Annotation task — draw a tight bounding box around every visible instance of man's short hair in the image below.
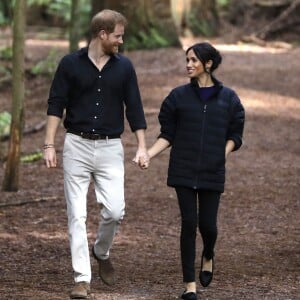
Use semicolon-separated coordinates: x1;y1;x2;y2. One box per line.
90;9;128;38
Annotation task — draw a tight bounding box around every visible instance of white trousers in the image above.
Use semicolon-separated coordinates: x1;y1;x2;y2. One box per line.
63;133;125;283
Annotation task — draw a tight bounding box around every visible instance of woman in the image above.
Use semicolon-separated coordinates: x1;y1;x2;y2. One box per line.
141;42;245;299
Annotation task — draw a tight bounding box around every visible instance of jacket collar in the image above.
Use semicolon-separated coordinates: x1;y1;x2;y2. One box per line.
190;75;223;101
190;75;223;88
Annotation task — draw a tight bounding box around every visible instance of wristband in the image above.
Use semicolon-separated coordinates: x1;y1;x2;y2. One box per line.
43;144;55;150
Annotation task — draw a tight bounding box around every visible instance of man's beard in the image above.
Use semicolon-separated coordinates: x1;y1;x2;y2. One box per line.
103;43;118;55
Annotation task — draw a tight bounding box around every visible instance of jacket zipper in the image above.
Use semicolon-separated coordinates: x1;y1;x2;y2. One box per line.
194;103;207;189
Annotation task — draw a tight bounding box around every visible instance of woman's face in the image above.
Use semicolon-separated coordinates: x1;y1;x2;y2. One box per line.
186;49;205;78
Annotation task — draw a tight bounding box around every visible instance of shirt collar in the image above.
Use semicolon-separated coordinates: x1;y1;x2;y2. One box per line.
78;46;120;60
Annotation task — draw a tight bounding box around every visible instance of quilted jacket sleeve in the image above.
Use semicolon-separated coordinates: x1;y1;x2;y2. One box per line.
227;91;245;151
158;93;177;144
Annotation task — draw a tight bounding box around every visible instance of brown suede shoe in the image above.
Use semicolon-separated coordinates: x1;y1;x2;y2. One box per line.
70;282;90;299
92;247;116;286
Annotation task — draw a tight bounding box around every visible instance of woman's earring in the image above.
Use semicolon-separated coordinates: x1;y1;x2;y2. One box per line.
205;67;211;73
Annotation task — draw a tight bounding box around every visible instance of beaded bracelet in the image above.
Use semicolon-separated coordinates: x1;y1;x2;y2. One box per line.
43;144;55;150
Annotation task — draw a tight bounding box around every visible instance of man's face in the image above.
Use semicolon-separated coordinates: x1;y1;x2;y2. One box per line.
102;24;125;55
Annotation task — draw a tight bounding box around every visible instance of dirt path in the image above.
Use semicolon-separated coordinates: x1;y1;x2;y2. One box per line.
0;39;299;299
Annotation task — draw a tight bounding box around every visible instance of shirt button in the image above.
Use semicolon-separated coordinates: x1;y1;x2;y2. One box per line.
92;129;95;132
96;103;99;106
94;116;97;119
98;88;101;92
99;75;101;78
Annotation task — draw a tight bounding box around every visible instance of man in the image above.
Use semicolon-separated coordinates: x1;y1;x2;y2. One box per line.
43;9;148;299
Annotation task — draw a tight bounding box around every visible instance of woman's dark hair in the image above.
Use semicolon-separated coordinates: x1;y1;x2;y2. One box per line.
186;42;222;73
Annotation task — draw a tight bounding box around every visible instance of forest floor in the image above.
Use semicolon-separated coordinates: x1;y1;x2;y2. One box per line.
0;33;299;299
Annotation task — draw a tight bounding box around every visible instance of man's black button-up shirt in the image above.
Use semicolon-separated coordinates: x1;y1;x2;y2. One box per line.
47;47;147;135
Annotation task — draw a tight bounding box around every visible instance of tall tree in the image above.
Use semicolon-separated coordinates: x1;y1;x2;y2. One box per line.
69;0;80;52
91;0;180;50
91;0;105;13
187;0;219;37
2;0;27;191
171;0;191;36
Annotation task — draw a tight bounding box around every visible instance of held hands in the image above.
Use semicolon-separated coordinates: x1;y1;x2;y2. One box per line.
138;155;150;169
132;148;150;170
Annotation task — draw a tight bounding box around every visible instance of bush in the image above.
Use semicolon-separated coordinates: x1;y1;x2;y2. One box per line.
30;49;60;77
0;111;11;137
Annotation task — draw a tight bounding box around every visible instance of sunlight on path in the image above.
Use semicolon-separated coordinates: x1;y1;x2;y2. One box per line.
180;37;291;54
24;38;291;54
25;39;88;48
90;293;150;300
238;88;300;120
214;43;290;54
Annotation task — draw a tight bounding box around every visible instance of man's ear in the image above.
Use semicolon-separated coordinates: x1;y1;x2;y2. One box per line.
98;30;107;39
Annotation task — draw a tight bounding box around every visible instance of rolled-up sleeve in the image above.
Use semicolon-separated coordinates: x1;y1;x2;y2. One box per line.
47;56;71;118
123;60;147;132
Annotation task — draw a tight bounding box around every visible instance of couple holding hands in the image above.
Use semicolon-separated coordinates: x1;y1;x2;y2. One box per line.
44;9;244;300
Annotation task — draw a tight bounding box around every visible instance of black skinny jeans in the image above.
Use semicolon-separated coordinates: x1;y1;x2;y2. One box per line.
175;187;221;283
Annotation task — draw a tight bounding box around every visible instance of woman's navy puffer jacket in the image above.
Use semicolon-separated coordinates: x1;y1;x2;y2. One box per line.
158;78;245;192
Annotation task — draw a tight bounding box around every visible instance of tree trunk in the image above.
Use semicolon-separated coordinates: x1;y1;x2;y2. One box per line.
69;0;80;52
187;0;219;36
171;0;191;36
91;0;106;14
2;0;26;192
255;0;300;39
91;0;180;50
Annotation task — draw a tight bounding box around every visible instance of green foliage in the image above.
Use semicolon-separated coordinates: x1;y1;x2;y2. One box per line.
217;0;230;7
188;12;217;37
149;28;170;47
28;0;51;5
0;0;13;26
0;65;11;87
21;151;43;163
0;111;11;137
27;0;91;29
30;49;60;77
28;0;71;22
45;0;71;22
0;46;13;60
126;27;171;51
72;0;91;40
0;11;6;26
27;0;91;46
0;47;13;85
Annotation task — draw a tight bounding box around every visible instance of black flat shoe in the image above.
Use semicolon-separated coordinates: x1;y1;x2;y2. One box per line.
199;254;214;287
181;290;197;300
